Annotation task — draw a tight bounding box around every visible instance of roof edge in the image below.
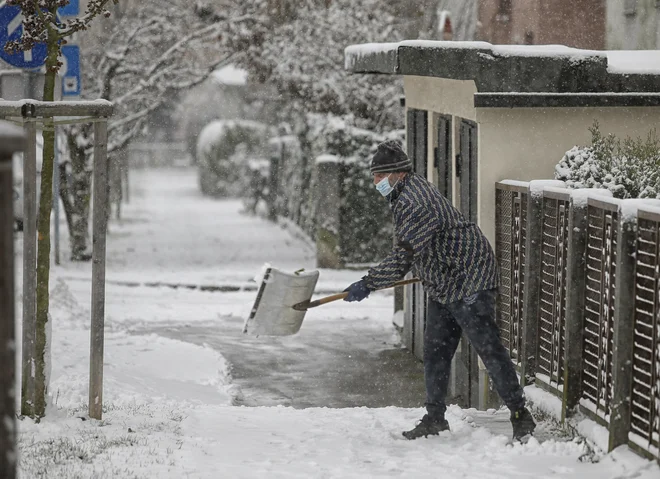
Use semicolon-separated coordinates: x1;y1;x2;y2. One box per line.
475;92;660;108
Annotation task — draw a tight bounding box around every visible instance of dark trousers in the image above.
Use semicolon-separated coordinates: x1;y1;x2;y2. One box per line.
424;288;525;420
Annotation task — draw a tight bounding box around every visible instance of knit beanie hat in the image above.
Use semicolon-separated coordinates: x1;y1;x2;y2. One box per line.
370;140;412;174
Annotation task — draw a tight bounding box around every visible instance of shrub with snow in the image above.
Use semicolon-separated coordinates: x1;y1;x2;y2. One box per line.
555;123;660;199
196;120;273;197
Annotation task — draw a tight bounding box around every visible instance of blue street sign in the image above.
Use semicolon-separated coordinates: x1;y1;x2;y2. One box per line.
61;44;80;96
58;0;79;17
0;4;48;69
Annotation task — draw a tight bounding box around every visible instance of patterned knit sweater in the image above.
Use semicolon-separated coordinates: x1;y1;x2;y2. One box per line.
363;173;499;304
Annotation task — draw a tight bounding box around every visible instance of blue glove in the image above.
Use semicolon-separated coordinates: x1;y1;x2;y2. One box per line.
343;279;371;302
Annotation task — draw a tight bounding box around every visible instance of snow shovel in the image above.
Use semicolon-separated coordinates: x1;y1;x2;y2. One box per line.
243;266;420;337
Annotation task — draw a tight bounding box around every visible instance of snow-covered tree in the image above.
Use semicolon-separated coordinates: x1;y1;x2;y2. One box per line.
60;0;262;259
237;0;404;133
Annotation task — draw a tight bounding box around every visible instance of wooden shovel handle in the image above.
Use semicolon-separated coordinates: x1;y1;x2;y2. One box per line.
293;278;420;311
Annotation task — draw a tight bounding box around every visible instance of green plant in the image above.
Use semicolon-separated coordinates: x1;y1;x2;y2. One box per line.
555;122;660;199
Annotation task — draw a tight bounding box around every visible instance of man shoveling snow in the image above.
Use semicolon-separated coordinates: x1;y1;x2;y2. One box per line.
343;140;536;442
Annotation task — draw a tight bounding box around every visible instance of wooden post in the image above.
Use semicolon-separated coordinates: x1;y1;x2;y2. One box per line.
562;197;588;420
0;121;24;479
608;205;637;451
89;120;109;420
520;190;544;385
315;157;343;269
21;118;38;417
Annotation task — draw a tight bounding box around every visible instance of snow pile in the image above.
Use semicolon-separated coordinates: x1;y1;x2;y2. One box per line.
18;278;236;477
178;404;659;478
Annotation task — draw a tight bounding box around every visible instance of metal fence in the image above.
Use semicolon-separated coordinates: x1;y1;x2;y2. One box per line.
580;197;620;420
630;207;660;456
494;180;660;461
495;182;528;365
537;189;570;391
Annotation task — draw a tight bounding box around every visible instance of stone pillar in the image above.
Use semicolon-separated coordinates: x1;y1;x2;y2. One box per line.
0;121;25;479
315;156;343;269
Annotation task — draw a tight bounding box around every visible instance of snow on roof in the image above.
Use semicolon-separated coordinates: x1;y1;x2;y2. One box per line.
344;42;399;70
491;44;602;59
344;40;606;70
212;65;248;86
607;50;660;75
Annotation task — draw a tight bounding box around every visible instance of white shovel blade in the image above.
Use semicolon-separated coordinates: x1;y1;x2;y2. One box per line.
243;268;320;336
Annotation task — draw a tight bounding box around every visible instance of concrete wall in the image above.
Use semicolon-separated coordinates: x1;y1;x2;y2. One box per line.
607;0;660;50
478;0;605;49
476;106;660;242
404;76;475;210
404;76;477;121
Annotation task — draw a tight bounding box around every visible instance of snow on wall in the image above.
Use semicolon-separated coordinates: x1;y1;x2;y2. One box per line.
498;179;529;188
570;188;613;207
529;179;566;197
620;198;660;222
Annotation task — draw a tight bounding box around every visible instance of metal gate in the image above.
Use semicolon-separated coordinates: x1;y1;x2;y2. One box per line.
581;197;619;420
536;189;570;392
495;181;528;367
630;208;660;454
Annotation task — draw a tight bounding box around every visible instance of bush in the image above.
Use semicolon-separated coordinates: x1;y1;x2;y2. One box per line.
555;123;660;199
196;120;273;197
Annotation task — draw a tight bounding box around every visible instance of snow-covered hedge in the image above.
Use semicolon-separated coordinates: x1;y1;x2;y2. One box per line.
319;118;405;265
555;123;660;199
196;120;273;197
244;114;404;266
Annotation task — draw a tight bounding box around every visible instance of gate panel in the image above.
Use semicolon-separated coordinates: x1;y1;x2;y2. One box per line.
495;181;528;366
536;190;570;392
629;209;660;457
581;198;619;420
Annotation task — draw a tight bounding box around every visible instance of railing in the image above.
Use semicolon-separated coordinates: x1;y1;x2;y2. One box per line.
495;181;528;365
494;179;660;461
629;207;660;457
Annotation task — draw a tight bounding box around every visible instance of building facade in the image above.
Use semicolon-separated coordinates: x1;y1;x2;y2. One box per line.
477;0;606;49
607;0;660;49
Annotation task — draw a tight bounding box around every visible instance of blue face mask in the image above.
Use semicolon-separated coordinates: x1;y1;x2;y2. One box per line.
375;174;395;197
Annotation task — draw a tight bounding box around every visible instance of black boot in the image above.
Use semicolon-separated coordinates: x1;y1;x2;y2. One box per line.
511;407;536;442
402;414;450;440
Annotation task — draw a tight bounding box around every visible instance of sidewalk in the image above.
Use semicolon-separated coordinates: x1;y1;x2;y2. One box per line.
15;167;660;478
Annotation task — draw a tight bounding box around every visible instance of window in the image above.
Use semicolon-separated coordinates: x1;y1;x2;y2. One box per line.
624;0;638;16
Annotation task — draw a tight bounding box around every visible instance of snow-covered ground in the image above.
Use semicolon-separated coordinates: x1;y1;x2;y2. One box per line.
14;167;660;478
